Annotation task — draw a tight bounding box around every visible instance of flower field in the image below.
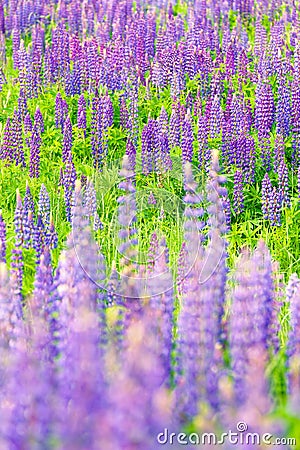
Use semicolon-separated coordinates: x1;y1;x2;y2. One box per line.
0;0;300;448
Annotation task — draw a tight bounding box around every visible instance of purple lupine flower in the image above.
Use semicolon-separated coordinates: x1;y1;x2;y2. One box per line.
0;67;6;92
17;40;28;94
55;92;63;128
176;225;226;417
38;184;51;229
291;80;300;133
106;264;120;307
24;180;35;218
205;153;229;334
230;241;276;405
33;215;46;264
12;28;21;69
117;155;138;264
159;207;165;220
69;60;81;96
90;94;104;170
14;190;24;246
34;107;44;134
77;94;86;133
0;262;20;348
64;179;101;302
198;114;210;172
119;95;129;129
58;167;64;187
83;179;97;216
29;125;41;178
3;111;18;164
229;95;245;137
209;94;223;139
61;99;69;131
10;190;25;313
107;313;174;449
93;212;103;232
1;308;51;448
13;109;25;167
175;163;208;418
54;295;104;448
100;93;113;159
269;260;283;355
0;211;6;262
273;134;285;172
10;246;24;316
22;180;35;248
294;43;300;81
147;237;174;379
172;65;185;96
141;119;158;175
148;232;159;272
157;107;172;171
0;1;4;36
291;79;300;167
0;117;13;161
125;138;136;173
239;134;256;184
253;80;272;167
223;344;279;440
45;217;58;250
182;162;205;247
2;289;56;446
33;247;54;316
53;189;105;446
185;91;194;113
80;174;87;189
102;92;114;128
238;49;249;80
158;106;169;135
157;132;172;172
107;270;124;348
176;241;187;296
148;192;156;205
277;159;290;208
181;110;194;163
229;248;259;405
298;166;300;201
0;264;29;442
63;157;77;222
262;173;281;226
225;42;237;77
292;132;300;170
262;173;274;219
276;77;291;137
260;134;272;172
169;107;181;148
97;250;107;342
23;210;34;249
17;89;28;122
62;115;72;163
255;79;275;135
207;150;230;234
127;81;139;146
24;112;33;134
233;170;244;214
194;89;203;118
